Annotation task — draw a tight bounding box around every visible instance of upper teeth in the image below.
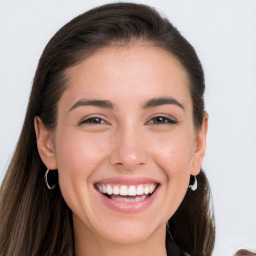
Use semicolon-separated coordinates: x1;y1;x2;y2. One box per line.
96;184;157;196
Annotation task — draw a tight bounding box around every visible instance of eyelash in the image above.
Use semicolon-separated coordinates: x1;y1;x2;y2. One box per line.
146;116;178;125
79;116;177;126
79;117;108;125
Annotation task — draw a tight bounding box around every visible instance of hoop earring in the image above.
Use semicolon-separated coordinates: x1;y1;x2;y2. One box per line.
44;169;58;190
189;175;197;191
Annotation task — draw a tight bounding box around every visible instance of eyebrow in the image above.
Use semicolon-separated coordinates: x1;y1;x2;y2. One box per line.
68;97;184;113
143;97;184;110
68;99;115;112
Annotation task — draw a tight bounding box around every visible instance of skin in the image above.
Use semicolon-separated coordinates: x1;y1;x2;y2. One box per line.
35;42;208;256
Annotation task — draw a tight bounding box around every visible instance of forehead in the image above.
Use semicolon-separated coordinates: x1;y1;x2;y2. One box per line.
67;43;189;80
61;43;191;109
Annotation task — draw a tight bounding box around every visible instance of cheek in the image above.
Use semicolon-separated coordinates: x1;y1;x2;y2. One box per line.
55;131;109;172
154;140;193;190
54;131;109;205
151;130;195;176
150;130;194;215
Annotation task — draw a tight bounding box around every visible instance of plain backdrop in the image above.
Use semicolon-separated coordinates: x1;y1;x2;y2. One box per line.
0;1;255;255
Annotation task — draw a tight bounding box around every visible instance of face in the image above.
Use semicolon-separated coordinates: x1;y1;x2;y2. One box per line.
36;43;207;248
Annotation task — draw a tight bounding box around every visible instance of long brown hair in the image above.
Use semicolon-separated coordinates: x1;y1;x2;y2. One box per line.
0;3;215;255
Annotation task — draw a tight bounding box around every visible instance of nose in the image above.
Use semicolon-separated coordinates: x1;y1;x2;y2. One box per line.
109;125;147;171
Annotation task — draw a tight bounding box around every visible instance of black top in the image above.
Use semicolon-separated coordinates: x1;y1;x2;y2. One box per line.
166;235;191;256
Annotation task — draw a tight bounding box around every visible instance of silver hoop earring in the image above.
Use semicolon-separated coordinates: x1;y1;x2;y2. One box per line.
44;169;57;190
189;175;197;191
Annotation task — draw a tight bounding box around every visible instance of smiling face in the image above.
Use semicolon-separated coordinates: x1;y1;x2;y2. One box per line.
35;42;207;255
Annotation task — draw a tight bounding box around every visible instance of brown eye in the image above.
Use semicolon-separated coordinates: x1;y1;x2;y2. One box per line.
147;116;177;125
80;117;107;125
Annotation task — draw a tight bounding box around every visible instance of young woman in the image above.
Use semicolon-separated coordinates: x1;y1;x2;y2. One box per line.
0;3;215;256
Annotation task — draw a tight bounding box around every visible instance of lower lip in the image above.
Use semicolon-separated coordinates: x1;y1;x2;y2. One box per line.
95;186;160;213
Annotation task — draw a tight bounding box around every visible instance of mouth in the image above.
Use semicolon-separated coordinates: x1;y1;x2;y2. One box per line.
95;183;158;203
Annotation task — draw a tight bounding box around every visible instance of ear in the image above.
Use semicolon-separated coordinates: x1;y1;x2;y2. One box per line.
190;112;208;176
34;116;57;170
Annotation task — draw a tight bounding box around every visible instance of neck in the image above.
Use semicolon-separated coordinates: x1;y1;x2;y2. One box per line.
73;218;167;256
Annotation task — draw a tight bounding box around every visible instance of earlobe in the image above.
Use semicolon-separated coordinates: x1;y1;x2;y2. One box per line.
190;112;208;175
34;116;57;170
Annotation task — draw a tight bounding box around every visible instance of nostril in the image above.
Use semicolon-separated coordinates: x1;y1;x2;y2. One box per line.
109;150;147;170
109;132;147;169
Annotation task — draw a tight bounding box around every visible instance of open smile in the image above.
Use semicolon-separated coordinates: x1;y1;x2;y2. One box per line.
96;183;158;202
94;179;160;213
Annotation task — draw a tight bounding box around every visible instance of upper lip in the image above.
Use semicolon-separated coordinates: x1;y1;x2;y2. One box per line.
94;176;160;186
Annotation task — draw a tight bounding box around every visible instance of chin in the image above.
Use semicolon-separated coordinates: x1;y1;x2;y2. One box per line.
99;220;164;245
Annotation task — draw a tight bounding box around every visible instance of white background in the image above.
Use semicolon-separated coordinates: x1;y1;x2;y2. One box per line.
0;1;255;255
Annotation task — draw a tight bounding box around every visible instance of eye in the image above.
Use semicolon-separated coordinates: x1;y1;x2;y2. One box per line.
147;116;177;125
79;117;108;125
